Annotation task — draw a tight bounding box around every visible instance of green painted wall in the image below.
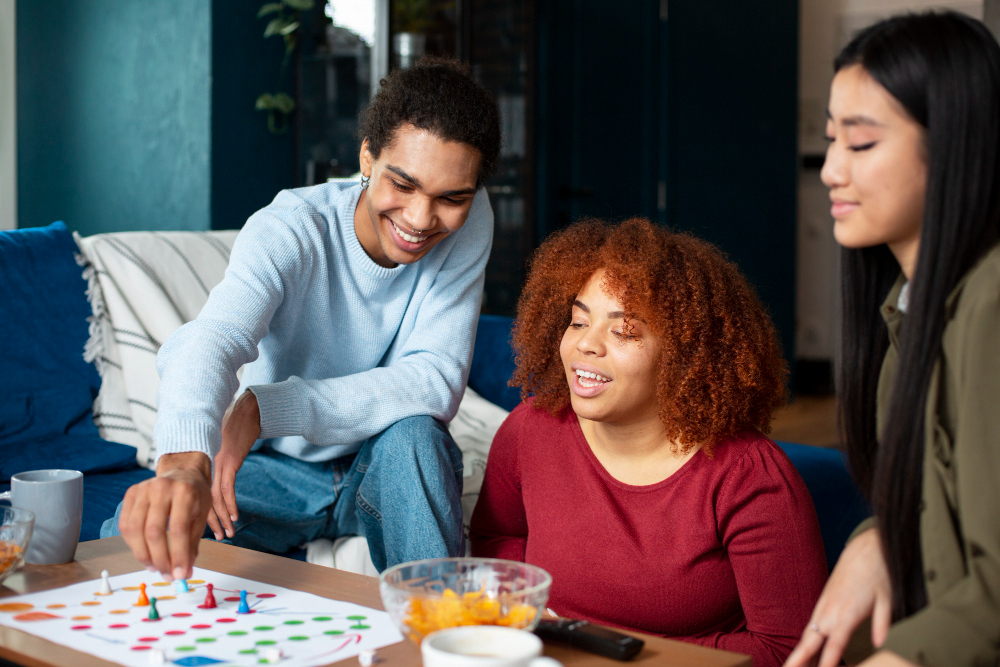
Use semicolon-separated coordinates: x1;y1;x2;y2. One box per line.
17;1;211;235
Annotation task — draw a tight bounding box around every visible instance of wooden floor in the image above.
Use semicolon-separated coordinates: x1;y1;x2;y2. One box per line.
769;395;839;448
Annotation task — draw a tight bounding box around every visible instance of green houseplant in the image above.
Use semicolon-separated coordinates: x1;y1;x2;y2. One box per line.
256;0;315;134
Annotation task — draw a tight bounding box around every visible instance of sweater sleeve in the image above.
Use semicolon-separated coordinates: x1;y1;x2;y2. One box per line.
692;440;828;667
880;284;1000;667
153;200;316;459
248;189;493;446
469;405;528;561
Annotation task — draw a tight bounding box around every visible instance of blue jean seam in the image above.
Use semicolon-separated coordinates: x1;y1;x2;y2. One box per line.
355;489;382;524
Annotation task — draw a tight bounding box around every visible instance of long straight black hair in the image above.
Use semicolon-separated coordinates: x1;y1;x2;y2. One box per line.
836;12;1000;619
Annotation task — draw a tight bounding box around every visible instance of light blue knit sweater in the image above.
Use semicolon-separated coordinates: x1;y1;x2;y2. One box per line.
154;181;493;462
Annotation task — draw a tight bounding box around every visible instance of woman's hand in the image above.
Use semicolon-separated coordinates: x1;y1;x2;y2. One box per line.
783;527;893;667
206;390;261;541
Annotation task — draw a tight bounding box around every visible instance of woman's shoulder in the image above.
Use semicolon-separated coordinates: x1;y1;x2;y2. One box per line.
706;430;804;485
953;242;1000;315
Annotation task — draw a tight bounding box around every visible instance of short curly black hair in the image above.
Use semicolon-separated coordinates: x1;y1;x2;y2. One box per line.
358;57;501;188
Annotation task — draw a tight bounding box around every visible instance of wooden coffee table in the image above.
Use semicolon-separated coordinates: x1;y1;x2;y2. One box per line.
0;538;751;667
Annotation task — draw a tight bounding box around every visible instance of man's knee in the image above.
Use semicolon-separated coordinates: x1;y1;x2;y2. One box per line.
374;415;461;469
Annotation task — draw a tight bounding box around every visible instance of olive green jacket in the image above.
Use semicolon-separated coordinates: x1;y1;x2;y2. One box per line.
871;242;1000;666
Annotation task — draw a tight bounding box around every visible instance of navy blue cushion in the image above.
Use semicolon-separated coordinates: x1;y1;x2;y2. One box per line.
0;222;137;482
469;315;521;412
777;441;871;568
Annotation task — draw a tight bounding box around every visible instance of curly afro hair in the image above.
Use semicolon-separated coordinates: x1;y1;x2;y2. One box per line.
511;217;788;453
358;56;501;188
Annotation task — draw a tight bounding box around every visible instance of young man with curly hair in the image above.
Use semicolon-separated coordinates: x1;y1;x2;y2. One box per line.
106;58;502;579
470;218;827;667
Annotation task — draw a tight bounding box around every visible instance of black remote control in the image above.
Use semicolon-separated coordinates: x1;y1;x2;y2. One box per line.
534;618;645;660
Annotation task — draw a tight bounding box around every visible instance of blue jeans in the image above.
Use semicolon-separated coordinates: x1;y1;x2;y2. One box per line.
102;416;465;572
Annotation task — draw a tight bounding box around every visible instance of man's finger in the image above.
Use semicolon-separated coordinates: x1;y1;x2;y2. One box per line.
144;494;173;579
222;471;239;526
120;489;153;569
213;468;237;538
167;491;198;581
206;507;224;541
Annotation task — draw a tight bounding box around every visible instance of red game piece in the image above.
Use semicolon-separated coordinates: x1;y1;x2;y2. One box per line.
199;583;217;609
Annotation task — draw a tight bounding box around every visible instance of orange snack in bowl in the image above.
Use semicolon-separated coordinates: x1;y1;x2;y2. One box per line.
404;588;538;643
0;541;24;576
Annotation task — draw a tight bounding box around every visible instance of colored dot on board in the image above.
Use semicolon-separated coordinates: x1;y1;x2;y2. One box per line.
253;626;274;631
191;623;212;629
351;624;371;630
216;618;237;623
138;637;159;643
14;612;62;622
239;649;257;655
122;586;140;592
141;618;161;623
224;597;241;602
255;593;275;599
228;630;248;636
109;624;129;629
324;630;344;635
155;595;175;601
46;604;66;609
130;646;152;651
346;615;366;621
165;630;185;636
288;636;309;641
313;616;332;621
152;582;170;587
172;612;192;618
0;603;33;613
255;639;277;646
110;609;130;615
188;580;205;585
71;625;91;631
283;620;304;625
196;637;217;643
72;615;91;621
81;601;101;607
175;646;196;652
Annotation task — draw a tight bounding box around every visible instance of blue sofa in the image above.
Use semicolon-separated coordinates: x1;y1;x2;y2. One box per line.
0;224;869;568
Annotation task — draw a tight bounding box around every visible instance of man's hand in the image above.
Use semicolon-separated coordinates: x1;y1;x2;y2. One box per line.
784;527;893;667
207;389;261;541
119;451;212;581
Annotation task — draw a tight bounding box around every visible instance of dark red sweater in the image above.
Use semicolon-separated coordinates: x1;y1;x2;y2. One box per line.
470;401;828;667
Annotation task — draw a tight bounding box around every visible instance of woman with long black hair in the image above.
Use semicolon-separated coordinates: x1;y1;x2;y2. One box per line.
785;11;1000;667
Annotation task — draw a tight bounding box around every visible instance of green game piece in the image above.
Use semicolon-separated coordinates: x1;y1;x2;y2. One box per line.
176;646;196;652
253;626;274;631
313;616;332;621
255;639;277;646
147;597;159;621
228;630;248;636
350;623;371;630
324;629;345;635
239;648;257;655
195;637;217;643
288;635;309;641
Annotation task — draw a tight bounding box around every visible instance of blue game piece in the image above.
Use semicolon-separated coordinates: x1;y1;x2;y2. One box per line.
237;589;250;614
176;578;190;594
173;657;225;667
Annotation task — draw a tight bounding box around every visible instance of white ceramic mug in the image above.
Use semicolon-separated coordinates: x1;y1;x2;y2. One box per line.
422;626;563;667
0;469;82;564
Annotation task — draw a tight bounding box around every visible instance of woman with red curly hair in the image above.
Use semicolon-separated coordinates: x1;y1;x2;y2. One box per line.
470;217;827;667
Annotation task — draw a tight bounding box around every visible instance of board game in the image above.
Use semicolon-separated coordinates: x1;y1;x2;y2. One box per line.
0;567;404;666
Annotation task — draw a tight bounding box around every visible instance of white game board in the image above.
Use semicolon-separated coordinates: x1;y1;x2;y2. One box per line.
0;567;404;666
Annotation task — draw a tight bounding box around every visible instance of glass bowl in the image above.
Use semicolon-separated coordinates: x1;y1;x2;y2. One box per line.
379;557;552;645
0;507;34;584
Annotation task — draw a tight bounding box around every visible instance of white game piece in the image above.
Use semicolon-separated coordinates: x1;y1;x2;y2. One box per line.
358;649;376;666
99;570;112;595
263;647;284;663
148;647;165;667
